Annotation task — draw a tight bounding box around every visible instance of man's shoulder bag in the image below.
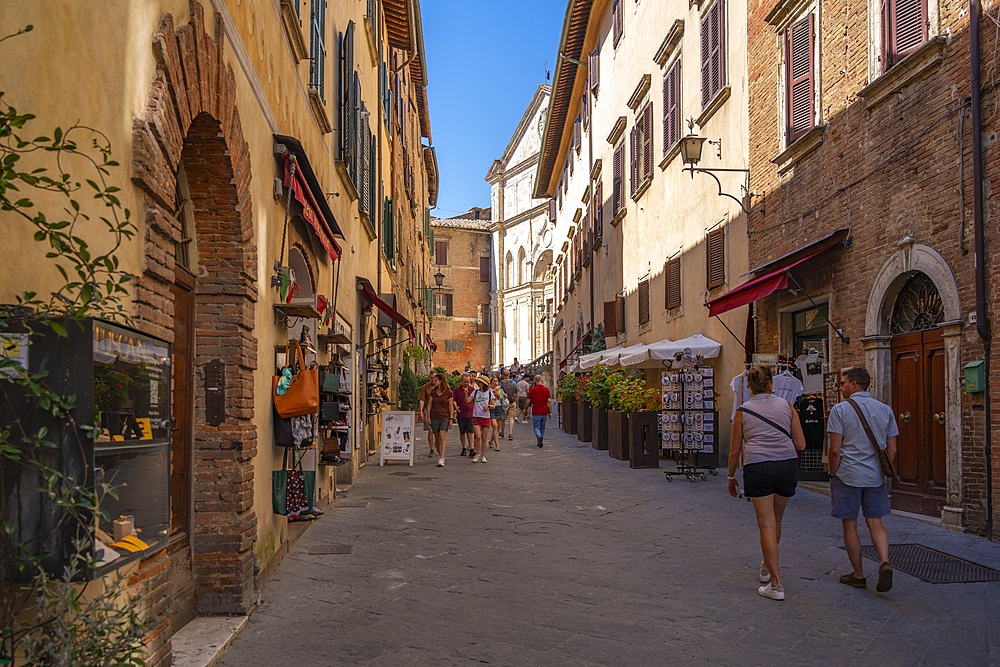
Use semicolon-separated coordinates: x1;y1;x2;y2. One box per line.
846;398;896;479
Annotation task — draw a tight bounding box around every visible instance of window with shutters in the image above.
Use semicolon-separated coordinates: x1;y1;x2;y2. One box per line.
665;257;681;309
583;91;590;129
613;0;624;47
433;293;453;317
382;197;395;266
785;15;815;144
574;116;582;154
589;48;600;93
629;103;654;199
612;141;625;220
638;280;650;325
548;198;557;222
604;300;618;335
309;0;327;102
701;0;727;108
593;181;604;241
706;227;725;289
339;23;357;175
479;256;490;283
477;304;491;333
616;294;626;334
662;59;682;158
434;241;448;265
881;0;929;71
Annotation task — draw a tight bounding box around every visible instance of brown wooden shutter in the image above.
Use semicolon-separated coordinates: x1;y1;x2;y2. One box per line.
642;103;653;180
701;0;725;106
613;0;623;46
594;181;603;238
612;143;624;215
616;294;626;334
445;293;453;317
707;228;725;289
629;126;638;196
665;258;681;309
638;280;650;324
590;48;600;91
548;198;556;221
663;60;680;154
582;91;590;129
435;241;448;265
574;115;582;151
701;8;712;106
888;0;927;66
480;256;490;283
785;14;814;143
604;300;618;335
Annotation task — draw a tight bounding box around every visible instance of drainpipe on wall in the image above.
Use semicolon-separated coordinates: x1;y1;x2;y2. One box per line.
971;0;993;541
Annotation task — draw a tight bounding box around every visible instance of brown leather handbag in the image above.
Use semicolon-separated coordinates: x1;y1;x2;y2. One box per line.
273;339;319;418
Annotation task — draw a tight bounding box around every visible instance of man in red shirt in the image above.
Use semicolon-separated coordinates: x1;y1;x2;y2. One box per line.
526;374;552;448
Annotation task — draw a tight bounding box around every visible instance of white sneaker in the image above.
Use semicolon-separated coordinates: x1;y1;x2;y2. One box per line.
437;458;445;467
472;454;482;462
758;583;784;600
479;455;487;463
760;561;771;584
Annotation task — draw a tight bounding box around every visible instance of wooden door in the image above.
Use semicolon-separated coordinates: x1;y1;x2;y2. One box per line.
890;328;945;515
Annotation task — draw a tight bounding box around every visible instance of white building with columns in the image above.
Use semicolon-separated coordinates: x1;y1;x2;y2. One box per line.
485;84;555;374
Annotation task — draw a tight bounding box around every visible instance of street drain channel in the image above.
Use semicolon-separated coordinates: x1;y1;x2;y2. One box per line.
308;544;354;555
859;544;1000;584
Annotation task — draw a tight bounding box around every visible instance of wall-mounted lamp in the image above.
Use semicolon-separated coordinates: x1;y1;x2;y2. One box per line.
681;119;753;215
433;270;445;288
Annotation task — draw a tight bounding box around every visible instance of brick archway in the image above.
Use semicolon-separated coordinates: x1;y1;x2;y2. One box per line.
131;2;258;617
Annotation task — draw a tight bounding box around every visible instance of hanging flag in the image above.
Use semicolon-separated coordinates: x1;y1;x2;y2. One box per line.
317;295;333;328
278;267;299;304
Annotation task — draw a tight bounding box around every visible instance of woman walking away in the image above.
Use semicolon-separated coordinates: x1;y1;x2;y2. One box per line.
727;365;806;601
453;373;475;456
427;374;455;467
488;377;504;451
470;376;495;462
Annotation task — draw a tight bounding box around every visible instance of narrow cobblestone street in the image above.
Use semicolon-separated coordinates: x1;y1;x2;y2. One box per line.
220;422;1000;667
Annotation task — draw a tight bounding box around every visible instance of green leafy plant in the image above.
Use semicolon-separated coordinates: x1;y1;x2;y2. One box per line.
585;324;606;354
584;364;627;409
1;28;151;665
399;366;419;410
556;374;578;401
402;343;429;369
608;371;660;412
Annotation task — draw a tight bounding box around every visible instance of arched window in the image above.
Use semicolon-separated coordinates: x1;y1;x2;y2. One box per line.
517;247;527;285
506;251;514;289
890;272;943;334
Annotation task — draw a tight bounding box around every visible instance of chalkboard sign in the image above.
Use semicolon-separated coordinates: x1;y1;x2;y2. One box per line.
380;411;415;466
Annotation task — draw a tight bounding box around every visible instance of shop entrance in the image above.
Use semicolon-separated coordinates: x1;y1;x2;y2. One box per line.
888;273;946;516
789;304;829;480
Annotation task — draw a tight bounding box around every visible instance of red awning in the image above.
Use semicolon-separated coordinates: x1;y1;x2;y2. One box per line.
280;153;341;260
427;335;437;352
706;242;842;317
357;278;415;340
559;329;591;368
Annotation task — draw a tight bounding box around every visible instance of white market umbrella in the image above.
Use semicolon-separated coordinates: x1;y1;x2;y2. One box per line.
605;343;648;367
619;333;722;368
578;346;620;371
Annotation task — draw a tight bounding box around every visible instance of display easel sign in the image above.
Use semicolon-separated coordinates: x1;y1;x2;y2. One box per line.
380;411;415;466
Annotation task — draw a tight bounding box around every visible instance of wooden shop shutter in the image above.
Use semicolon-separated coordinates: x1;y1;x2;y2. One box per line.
638;280;650;324
589;48;600;91
613;0;623;46
665;258;681;309
435;241;448;265
594;181;603;238
886;0;927;67
616;294;626;334
701;0;726;107
785;14;814;143
604;300;618;335
707;228;725;289
480;256;490;283
663;59;681;155
629;125;639;196
445;293;454;317
612;142;624;215
642;103;653;181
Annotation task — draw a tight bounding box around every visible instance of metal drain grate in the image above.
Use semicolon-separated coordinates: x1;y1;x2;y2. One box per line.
362;496;393;501
308;544;354;555
390;471;416;477
859;544;1000;584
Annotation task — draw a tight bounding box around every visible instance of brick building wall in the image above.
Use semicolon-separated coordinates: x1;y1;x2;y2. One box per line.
747;0;1000;534
429;217;493;373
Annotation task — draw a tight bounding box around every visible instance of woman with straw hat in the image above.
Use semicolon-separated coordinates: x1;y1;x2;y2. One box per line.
470;376;494;463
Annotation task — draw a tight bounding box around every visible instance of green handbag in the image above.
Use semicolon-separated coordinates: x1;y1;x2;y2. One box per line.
321;365;341;393
272;449;316;515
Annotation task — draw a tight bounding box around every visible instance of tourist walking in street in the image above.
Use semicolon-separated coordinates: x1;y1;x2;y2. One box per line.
827;366;898;593
426;374;455;467
488;376;504;451
516;373;531;423
511;358;521;376
500;369;518;440
417;371;438;458
470;376;495;462
453;373;476;456
727;365;807;601
526;375;551;447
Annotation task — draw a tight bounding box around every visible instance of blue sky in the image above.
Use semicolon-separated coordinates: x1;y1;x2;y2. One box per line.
422;0;567;218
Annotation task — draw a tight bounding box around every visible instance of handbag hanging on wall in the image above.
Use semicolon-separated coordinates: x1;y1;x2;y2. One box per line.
273;339;319;418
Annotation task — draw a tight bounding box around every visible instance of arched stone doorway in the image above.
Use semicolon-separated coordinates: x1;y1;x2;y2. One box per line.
131;2;259;628
864;241;964;526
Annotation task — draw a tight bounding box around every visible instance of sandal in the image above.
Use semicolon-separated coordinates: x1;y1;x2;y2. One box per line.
839;573;867;588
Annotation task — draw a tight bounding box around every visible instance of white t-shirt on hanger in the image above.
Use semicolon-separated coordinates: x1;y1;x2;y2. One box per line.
795;353;823;394
730;373;752;422
772;372;804;404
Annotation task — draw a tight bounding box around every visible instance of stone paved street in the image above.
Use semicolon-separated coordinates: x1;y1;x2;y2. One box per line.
220;422;1000;667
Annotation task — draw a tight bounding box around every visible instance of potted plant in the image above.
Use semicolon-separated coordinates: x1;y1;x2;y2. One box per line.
609;374;661;469
585;364;619;451
606;369;638;461
557;374;578;434
575;374;592;443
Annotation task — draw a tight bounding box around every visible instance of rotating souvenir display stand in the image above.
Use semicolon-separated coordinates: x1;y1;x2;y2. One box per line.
660;366;720;482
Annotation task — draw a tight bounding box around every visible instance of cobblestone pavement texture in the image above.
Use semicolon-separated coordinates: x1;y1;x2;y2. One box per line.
220;422;1000;666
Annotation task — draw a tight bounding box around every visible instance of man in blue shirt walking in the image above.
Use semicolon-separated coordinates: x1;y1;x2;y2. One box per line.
827;367;899;593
